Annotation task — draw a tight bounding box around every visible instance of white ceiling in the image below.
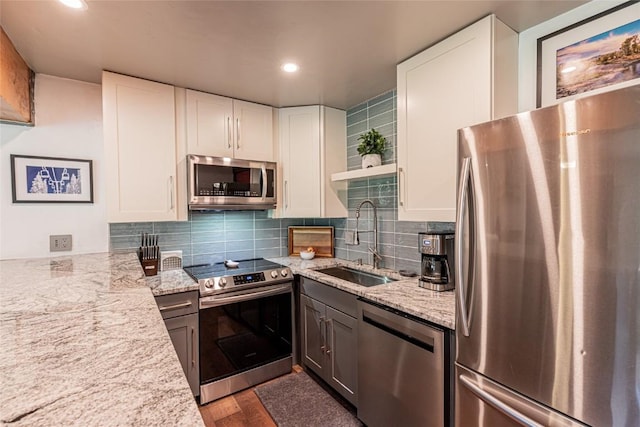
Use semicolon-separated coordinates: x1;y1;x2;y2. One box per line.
0;0;587;110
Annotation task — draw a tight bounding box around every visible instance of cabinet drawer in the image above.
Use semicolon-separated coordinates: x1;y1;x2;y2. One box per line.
155;291;198;319
300;277;357;318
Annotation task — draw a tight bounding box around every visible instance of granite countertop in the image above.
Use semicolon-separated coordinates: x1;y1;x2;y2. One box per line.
143;255;455;329
0;252;204;426
268;256;456;330
146;268;199;296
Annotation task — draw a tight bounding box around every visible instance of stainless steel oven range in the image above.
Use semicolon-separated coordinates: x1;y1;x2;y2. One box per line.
184;258;293;405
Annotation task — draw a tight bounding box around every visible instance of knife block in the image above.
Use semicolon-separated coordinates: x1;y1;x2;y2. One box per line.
140;258;159;276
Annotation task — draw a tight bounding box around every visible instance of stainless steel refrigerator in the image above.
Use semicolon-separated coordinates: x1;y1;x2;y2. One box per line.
454;85;640;427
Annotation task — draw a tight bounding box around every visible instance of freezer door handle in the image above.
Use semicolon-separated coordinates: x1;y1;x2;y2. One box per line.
455;157;472;337
459;374;543;427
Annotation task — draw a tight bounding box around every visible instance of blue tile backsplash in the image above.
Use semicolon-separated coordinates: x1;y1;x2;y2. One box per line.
336;89;453;274
109;89;453;274
110;211;346;267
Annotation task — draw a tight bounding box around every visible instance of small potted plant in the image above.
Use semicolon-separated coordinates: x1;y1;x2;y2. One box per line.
357;128;387;168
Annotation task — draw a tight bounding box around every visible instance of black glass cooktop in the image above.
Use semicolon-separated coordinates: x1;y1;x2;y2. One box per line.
184;258;284;280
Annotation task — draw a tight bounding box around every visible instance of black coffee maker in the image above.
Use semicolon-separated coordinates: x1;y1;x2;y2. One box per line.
419;232;455;291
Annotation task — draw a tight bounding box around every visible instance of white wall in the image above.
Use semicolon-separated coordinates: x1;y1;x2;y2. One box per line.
0;74;108;259
518;0;628;112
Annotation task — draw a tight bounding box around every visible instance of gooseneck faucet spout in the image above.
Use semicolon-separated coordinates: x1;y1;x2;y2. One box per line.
355;199;381;269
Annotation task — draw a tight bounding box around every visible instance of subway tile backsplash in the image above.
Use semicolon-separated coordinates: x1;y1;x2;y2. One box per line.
109;89;453;274
340;89;453;274
109;211;344;267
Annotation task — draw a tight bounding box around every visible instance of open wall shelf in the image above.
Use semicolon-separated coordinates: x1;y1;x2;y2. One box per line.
330;163;397;182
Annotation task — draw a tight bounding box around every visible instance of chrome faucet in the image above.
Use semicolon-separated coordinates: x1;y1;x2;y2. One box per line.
354;199;382;269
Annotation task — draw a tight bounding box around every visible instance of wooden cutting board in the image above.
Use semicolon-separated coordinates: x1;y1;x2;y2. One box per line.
288;226;334;257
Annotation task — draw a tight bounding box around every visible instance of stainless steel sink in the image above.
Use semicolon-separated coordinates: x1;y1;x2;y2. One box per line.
316;266;396;287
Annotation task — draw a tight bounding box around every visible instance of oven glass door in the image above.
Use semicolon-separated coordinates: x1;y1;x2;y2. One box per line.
199;290;292;384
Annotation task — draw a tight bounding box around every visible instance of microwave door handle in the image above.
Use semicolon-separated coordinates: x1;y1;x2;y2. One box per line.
261;165;267;199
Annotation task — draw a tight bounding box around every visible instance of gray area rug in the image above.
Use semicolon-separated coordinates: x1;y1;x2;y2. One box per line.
255;371;363;427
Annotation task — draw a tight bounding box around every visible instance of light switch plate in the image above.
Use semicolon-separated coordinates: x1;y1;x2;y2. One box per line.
50;234;72;252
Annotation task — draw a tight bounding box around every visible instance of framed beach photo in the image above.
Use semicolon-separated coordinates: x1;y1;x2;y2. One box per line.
10;154;94;203
537;1;640;107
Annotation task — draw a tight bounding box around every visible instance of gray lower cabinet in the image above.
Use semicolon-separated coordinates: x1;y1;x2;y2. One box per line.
155;291;199;397
300;277;357;406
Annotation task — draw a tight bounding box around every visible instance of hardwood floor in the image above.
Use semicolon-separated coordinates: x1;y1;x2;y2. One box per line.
198;366;304;427
199;388;276;427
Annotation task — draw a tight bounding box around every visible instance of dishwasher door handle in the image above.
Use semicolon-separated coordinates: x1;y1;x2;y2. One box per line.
362;310;435;353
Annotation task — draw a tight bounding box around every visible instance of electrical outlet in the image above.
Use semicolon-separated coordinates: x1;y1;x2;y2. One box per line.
50;234;72;252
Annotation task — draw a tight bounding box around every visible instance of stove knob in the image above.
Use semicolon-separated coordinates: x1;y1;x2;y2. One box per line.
204;279;214;288
270;271;278;279
219;277;227;287
280;269;289;277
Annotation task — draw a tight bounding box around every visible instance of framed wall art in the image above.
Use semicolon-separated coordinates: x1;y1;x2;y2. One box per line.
537;1;640;107
10;154;94;203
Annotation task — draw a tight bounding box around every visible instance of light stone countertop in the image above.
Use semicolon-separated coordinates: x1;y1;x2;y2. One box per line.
145;256;456;329
147;268;200;296
268;256;456;330
0;252;204;426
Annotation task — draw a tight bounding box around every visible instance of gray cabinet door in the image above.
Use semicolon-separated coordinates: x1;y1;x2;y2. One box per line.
326;306;357;406
165;313;199;397
301;294;325;376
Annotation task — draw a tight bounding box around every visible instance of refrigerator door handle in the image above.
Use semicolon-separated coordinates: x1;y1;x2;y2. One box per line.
455;156;472;337
459;374;543;427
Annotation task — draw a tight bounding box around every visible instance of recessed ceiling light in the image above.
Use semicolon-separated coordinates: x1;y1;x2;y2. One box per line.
282;63;299;73
59;0;88;10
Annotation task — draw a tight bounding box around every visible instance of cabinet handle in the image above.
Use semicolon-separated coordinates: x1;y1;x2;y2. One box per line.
319;316;326;353
169;176;175;210
398;167;405;207
236;118;240;150
284;181;288;210
227;117;232;149
326;318;333;356
158;301;192;312
191;327;196;367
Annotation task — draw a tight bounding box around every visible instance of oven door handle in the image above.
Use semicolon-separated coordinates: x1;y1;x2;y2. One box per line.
199;283;292;308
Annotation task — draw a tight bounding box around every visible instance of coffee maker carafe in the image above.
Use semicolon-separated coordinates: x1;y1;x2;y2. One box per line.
419;232;455;291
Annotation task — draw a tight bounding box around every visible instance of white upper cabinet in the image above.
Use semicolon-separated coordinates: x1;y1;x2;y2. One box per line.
186;89;274;161
186;90;233;158
397;15;517;222
233;99;274;161
279;106;347;218
103;71;183;223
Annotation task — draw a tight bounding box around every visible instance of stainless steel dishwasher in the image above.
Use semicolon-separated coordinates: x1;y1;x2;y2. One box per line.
357;299;452;427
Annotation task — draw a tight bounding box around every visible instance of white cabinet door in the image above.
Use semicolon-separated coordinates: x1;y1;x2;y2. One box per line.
233;99;274;161
186;91;273;161
397;15;516;222
185;89;233;157
279;106;321;217
103;71;178;222
278;106;347;218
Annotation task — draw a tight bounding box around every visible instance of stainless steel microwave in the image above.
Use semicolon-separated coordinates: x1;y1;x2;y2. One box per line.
187;155;277;210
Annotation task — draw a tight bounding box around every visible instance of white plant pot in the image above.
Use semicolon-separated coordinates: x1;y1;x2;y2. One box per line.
362;154;382;169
